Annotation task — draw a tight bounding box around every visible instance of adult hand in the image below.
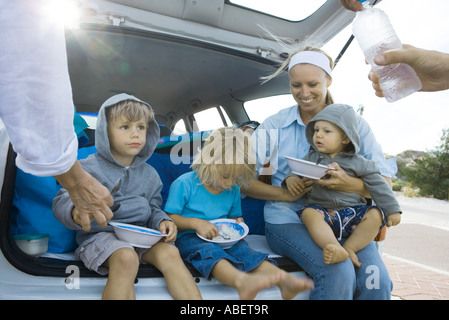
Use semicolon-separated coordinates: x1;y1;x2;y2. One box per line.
314;162;369;197
314;162;349;190
55;160;113;232
369;44;449;95
339;0;364;11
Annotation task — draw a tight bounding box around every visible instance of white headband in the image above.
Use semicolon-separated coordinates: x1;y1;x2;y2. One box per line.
288;51;332;77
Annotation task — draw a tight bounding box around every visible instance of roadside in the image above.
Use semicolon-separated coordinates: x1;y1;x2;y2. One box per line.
384;255;449;300
381;193;449;300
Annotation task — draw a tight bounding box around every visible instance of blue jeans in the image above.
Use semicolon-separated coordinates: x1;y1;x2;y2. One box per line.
265;222;392;300
176;233;271;280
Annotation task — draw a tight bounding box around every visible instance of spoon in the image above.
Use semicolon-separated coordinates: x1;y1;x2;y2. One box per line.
111;178;121;194
316;155;324;165
110;178;121;212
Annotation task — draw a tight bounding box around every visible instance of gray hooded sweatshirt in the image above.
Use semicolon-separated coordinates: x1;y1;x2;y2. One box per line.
53;93;171;245
300;103;401;216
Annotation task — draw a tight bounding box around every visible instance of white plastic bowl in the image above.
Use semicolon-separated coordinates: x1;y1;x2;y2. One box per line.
284;155;334;179
14;234;49;256
109;222;167;248
197;219;249;249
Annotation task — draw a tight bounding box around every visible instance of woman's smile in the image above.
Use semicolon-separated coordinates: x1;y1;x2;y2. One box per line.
300;97;314;105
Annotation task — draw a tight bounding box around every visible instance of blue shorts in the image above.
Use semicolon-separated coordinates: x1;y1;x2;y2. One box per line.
298;204;386;240
175;233;275;280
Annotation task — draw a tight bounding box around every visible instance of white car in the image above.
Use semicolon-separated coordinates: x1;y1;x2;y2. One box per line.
0;0;368;300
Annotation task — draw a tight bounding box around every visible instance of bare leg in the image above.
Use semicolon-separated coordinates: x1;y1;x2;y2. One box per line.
102;247;140;300
141;242;202;300
343;208;383;267
250;261;314;299
301;208;348;264
211;259;280;300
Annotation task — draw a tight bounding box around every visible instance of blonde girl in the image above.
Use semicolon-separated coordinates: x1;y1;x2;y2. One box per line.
165;127;313;300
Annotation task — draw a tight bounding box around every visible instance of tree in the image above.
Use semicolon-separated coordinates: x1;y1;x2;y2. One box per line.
400;129;449;200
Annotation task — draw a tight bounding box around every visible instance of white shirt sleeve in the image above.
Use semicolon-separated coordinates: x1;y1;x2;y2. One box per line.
0;0;78;177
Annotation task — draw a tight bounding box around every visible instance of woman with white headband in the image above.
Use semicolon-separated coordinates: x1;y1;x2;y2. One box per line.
242;47;397;300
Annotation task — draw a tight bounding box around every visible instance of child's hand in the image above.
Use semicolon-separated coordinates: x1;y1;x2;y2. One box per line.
234;217;244;224
159;220;178;242
195;219;219;240
386;212;401;227
285;176;304;196
285;176;314;196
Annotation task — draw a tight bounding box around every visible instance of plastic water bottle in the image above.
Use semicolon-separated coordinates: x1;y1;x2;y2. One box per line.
352;0;422;102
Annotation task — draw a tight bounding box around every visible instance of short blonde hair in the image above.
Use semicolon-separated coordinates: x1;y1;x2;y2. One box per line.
262;46;334;105
106;99;154;125
191;127;256;188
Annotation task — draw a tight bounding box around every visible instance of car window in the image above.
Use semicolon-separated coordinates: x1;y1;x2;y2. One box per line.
173;106;232;134
80;113;98;130
228;0;326;21
244;94;296;124
193;106;232;131
172;119;188;136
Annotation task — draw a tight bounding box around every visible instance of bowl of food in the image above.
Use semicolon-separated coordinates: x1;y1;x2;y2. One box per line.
284;155;334;179
109;222;167;248
196;219;249;249
14;233;49;256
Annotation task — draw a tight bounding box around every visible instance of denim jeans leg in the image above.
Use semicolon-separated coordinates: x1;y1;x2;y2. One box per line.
351;241;392;300
265;222;355;300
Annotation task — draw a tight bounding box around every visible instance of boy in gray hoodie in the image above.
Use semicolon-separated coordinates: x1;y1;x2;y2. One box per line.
284;104;401;268
53;94;201;300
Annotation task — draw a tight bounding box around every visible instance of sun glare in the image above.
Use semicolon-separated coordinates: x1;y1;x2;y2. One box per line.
43;0;81;29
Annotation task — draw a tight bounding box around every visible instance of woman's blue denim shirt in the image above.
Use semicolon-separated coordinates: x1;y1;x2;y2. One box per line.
252;104;397;225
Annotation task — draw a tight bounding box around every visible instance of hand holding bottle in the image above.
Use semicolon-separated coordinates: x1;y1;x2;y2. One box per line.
370;44;449;95
352;1;422;102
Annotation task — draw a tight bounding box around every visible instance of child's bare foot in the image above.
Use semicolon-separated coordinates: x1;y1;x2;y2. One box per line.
277;271;314;300
345;248;362;268
236;272;279;300
323;244;349;264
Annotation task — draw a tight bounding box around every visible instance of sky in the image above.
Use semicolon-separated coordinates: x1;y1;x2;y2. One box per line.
245;0;449;156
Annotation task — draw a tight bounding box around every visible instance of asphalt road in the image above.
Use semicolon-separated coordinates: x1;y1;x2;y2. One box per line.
382;193;449;272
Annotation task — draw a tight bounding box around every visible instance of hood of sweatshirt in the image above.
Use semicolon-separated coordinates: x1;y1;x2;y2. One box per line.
305;103;360;156
95;93;160;167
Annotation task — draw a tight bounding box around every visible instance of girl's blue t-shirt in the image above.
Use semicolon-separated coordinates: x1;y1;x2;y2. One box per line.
164;171;242;238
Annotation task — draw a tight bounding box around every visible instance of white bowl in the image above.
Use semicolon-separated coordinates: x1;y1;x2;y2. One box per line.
284;155;334;179
14;234;49;256
196;219;249;249
109;222;167;248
